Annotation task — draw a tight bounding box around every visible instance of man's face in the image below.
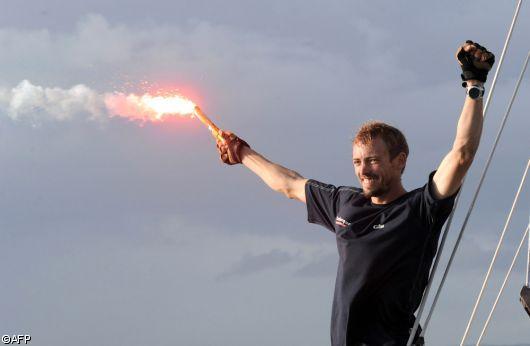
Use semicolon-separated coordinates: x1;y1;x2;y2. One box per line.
352;137;405;198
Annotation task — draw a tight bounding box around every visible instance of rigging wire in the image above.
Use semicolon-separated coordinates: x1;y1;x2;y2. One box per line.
459;60;530;346
525;217;530;287
419;29;526;341
421;10;525;337
407;2;523;343
476;224;530;345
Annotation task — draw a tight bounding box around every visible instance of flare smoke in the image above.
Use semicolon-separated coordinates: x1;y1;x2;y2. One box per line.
0;80;197;123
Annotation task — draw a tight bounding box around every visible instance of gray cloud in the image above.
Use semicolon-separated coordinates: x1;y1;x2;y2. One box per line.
294;253;337;278
0;80;106;122
216;249;294;281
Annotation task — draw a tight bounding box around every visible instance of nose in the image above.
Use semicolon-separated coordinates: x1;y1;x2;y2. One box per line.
359;161;370;176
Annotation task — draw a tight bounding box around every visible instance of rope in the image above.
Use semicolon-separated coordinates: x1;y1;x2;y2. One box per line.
407;2;523;343
476;224;530;345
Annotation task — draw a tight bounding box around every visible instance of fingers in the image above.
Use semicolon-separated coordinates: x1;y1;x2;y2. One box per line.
458;40;494;70
216;133;228;163
216;131;234;164
218;144;230;164
481;51;494;63
215;129;248;165
463;43;476;54
220;130;232;138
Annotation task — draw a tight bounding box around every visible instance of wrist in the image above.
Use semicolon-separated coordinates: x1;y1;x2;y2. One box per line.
463;80;484;87
240;145;252;163
466;84;485;100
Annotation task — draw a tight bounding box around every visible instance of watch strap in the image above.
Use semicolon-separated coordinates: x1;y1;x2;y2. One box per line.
466;85;485;99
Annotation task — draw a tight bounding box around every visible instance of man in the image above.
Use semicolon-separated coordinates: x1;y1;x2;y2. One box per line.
215;41;494;345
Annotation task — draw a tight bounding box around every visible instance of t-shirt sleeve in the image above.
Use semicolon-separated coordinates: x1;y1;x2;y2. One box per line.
305;179;342;232
418;171;459;228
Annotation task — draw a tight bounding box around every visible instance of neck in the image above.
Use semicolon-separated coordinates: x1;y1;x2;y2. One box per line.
370;183;407;205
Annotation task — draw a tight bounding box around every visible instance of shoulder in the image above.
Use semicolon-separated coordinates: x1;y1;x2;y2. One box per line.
337;185;362;195
425;170;459;203
306;179;360;193
408;171;458;225
407;171;456;201
305;179;362;202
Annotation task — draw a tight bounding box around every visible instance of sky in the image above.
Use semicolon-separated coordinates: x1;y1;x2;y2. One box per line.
0;1;529;345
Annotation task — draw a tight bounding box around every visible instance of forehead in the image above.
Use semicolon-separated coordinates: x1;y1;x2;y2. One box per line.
352;137;389;158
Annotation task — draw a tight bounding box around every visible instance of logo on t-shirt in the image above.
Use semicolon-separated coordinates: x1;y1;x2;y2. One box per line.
335;216;352;228
373;224;385;230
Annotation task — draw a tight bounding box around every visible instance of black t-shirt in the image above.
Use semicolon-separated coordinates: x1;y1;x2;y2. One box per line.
305;172;456;346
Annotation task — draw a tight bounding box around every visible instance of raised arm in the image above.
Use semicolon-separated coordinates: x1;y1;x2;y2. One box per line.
216;131;308;203
432;41;495;199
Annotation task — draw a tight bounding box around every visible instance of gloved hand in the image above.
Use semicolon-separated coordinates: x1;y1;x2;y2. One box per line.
456;40;495;86
216;130;250;165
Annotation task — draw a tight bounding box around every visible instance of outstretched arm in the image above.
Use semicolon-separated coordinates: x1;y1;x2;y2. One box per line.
241;147;308;202
216;131;308;203
433;41;495;199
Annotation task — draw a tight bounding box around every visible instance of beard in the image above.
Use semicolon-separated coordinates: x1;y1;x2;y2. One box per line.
360;173;391;198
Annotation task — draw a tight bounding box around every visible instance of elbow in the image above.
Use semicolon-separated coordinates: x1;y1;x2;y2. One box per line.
276;181;303;200
270;182;291;198
453;147;476;169
453;136;480;165
277;185;296;199
273;171;304;199
452;137;480;169
284;188;299;200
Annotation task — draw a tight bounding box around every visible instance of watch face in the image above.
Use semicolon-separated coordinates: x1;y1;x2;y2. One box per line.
468;87;480;99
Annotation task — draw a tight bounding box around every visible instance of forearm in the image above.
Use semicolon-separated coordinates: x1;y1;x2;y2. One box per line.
452;81;484;162
240;146;305;197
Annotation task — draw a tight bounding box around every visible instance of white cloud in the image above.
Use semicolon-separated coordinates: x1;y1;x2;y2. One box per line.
0;80;106;122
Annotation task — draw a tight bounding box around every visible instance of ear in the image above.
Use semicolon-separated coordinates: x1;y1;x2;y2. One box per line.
393;152;407;172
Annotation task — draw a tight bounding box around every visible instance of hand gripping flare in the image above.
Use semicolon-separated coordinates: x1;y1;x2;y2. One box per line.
191;105;250;165
216;131;250;165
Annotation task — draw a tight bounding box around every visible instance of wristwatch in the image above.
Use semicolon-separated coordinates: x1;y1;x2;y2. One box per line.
466;85;485;99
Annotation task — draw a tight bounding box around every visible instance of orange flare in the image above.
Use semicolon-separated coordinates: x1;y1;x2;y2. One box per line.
104;92;223;141
104;92;196;122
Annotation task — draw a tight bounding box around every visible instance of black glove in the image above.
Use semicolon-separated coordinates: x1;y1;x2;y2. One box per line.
456;40;495;86
216;130;250;165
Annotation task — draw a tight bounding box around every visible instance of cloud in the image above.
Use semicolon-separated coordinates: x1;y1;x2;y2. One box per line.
294;253;337;278
0;79;198;125
0;13;405;121
216;249;294;281
0;14;367;128
0;80;106;122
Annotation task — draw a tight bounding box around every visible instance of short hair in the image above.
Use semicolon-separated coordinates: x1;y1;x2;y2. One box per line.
353;121;409;160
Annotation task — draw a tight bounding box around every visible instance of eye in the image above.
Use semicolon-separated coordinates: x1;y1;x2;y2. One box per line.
353;160;360;166
369;158;378;164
